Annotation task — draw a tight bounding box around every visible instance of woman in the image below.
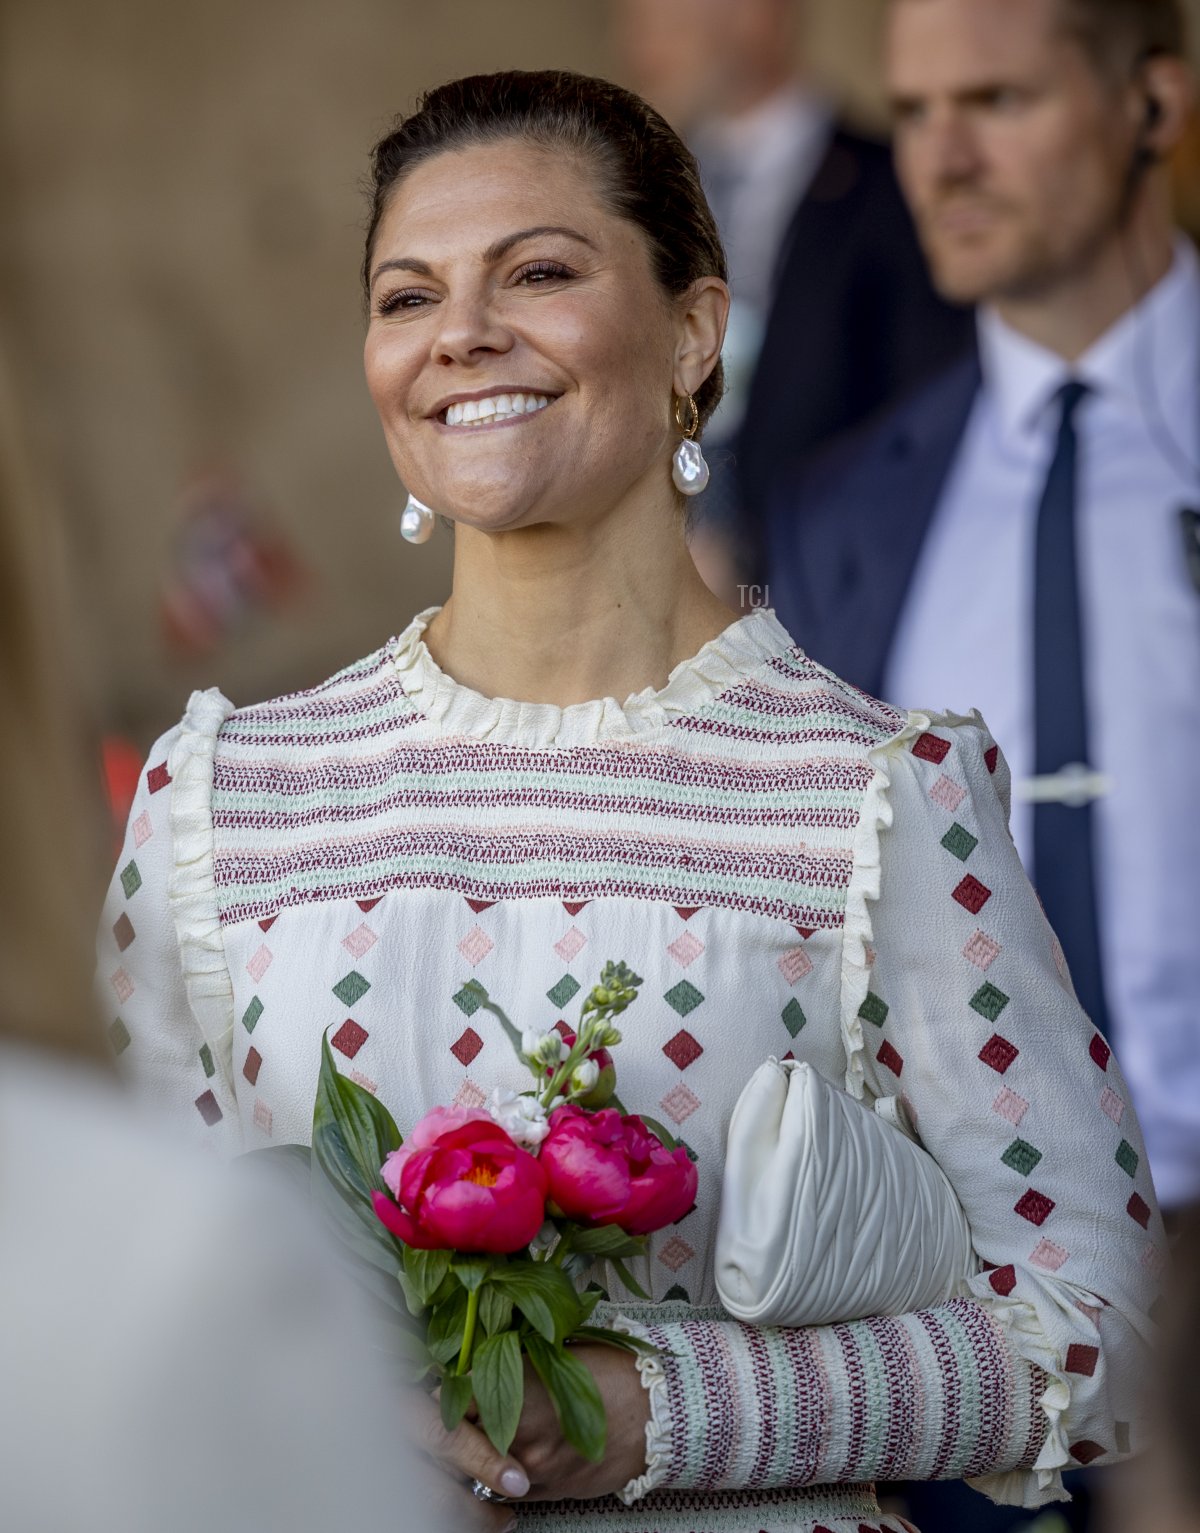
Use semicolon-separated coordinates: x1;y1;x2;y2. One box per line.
99;71;1161;1533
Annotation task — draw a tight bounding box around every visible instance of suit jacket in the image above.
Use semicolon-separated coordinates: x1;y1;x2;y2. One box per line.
736;126;974;574
765;349;983;697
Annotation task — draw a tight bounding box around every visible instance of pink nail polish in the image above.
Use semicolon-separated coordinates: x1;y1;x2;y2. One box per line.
500;1467;529;1497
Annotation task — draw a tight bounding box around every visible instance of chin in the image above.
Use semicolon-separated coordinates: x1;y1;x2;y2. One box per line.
927;242;1030;307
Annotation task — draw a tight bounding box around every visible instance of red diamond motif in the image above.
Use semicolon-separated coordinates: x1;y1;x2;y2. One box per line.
1065;1344;1099;1377
1089;1035;1111;1071
794;925;817;939
673;905;702;920
113;913;135;951
146;762;172;793
465;897;496;913
451;1027;484;1066
1015;1189;1055;1226
243;1047;262;1086
1127;1192;1151;1229
357;898;381;912
877;1040;904;1077
657;1235;694;1272
563;900;591;916
552;1020;573;1039
258;915;277;932
952;875;992;914
663;1030;703;1070
332;1019;369;1059
912;732;951;764
194;1090;223;1126
989;1264;1017;1296
980;1034;1019;1073
1069;1441;1106;1466
984;744;999;774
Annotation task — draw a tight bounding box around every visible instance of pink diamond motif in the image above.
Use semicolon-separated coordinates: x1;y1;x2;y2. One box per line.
253;1099;273;1136
451;1027;484;1066
554;926;587;964
660;1083;701;1125
1051;934;1067;976
864;943;877;968
963;930;1001;970
930;774;967;813
458;926;494;967
777;946;813;984
1099;1087;1124;1124
667;931;705;969
992;1086;1029;1127
110;967;134;1003
657;1236;694;1273
663;1030;703;1070
1141;1242;1166;1278
246;945;273;983
453;1078;488;1111
132;811;153;847
1030;1239;1069;1272
349;1070;378;1095
343;923;378;959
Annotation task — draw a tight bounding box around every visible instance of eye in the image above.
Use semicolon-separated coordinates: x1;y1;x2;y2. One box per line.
514;260;576;286
375;287;438;316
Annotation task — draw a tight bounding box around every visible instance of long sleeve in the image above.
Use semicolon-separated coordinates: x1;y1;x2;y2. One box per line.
623;710;1161;1510
96;689;242;1153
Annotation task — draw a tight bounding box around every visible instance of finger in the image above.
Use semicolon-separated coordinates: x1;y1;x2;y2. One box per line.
428;1474;518;1533
412;1392;531;1501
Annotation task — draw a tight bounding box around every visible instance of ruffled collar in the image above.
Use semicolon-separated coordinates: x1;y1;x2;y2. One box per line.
387;605;795;748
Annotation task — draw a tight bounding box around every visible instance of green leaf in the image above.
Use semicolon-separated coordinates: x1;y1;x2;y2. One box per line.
609;1257;651;1301
312;1030;402;1203
526;1336;607;1463
439;1372;475;1433
405;1248;452;1306
635;1115;679;1152
479;1284;514;1336
451;1258;491;1294
427;1287;470;1368
573;1324;660;1356
491;1262;583;1344
396;1265;426;1318
578;1288;602;1322
568;1225;647;1259
472;1330;524;1456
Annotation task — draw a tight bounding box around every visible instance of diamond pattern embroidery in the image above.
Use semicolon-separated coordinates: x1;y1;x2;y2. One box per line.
858;992;889;1027
547;975;581;1008
195;1090;223;1127
1015;1189;1055;1226
876;1040;904;1077
120;860;141;898
199;1043;215;1079
243;1047;263;1086
458;926;494;967
777;946;813;984
451;1028;484;1067
1099;1087;1124;1124
963;931;1001;970
666;931;704;969
657;1236;694;1272
554;926;588;964
242;996;263;1033
1089;1035;1111;1071
912;732;951;764
980;1034;1018;1073
146;762;172;794
664;980;704;1017
1127;1193;1151;1229
1115;1140;1139;1178
113;913;135;952
132;811;153;847
332;1020;369;1059
349;1071;378;1095
247;945;273;983
1001;1139;1042;1176
952;875;992;914
109;1019;131;1056
970;982;1009;1022
453;1079;488;1111
1030;1239;1069;1272
660;1083;701;1125
1066;1344;1099;1377
929;775;966;813
989;1265;1017;1296
253;1100;273;1136
453;982;483;1017
941;823;979;862
343;924;378;959
1070;1441;1106;1466
663;1030;703;1069
992;1086;1029;1126
782;999;807;1037
333;971;370;1006
111;968;134;1004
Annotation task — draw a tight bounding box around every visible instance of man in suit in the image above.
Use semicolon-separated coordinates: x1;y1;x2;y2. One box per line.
771;0;1199;1206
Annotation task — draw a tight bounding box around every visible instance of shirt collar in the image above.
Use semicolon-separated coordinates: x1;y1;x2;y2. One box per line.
977;235;1200;449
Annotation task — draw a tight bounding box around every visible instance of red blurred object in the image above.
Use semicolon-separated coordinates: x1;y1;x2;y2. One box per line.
101;735;143;853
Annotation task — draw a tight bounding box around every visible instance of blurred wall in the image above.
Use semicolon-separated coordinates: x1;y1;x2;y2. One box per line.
0;0;1194;744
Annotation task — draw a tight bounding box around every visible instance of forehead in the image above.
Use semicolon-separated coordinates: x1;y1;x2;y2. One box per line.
887;0;1077;92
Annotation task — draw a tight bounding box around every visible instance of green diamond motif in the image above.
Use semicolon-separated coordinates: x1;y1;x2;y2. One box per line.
663;1283;690;1303
199;1043;215;1079
1001;1138;1042;1177
1115;1140;1139;1178
453;982;483;1017
941;823;979;862
120;860;142;898
858;991;889;1027
782;998;807;1037
109;1018;131;1056
547;974;581;1008
333;971;370;1007
664;980;704;1017
242;996;263;1033
970;982;1010;1022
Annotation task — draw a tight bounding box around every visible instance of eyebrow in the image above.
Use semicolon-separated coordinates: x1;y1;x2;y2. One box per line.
370;225;597;289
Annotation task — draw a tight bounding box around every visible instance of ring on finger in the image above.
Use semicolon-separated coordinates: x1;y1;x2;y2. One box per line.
471;1479;510;1504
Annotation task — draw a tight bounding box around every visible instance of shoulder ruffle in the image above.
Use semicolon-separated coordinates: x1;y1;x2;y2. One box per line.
167;687;237;1090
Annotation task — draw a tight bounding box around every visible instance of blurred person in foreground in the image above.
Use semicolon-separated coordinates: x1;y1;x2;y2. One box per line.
97;66;1162;1533
0;351;446;1533
612;0;972;599
768;0;1200;1219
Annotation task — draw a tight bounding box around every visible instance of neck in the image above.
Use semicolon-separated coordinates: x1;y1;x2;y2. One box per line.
421;484;739;710
992;198;1175;361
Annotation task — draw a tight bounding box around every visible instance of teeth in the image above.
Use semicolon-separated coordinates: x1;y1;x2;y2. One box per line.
443;393;553;427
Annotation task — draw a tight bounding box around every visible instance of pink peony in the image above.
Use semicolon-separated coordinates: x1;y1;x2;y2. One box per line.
381;1104;492;1197
539;1105;697;1236
373;1117;548;1254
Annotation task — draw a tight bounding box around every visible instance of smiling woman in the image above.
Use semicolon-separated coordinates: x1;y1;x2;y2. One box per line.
100;67;1162;1533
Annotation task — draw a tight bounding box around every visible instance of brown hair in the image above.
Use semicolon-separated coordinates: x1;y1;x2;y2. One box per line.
362;70;728;431
1058;0;1189;73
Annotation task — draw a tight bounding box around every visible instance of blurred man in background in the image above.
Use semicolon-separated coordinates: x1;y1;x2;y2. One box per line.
612;0;972;596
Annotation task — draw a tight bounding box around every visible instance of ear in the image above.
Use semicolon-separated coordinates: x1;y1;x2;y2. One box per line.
672;277;730;399
1138;54;1196;160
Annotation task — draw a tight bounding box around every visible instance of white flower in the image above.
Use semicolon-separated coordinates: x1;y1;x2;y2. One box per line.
521;1030;562;1069
486;1087;550;1148
570;1058;600;1094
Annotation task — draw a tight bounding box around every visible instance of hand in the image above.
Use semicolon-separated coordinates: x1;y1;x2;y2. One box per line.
511;1343;651;1502
408;1389;530;1532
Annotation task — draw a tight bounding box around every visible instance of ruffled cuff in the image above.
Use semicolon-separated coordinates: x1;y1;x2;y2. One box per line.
167;687;237;1093
606;1314;673;1506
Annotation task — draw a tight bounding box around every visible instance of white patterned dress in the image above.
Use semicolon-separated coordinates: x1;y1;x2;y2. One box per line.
98;607;1162;1533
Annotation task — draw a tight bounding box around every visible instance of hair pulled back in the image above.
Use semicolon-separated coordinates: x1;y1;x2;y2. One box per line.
363;70;728;431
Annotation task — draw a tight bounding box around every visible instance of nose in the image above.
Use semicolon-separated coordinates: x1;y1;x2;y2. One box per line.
924;105;983;187
430;281;514;368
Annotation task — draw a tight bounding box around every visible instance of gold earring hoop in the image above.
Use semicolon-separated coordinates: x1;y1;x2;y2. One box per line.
674;393;700;439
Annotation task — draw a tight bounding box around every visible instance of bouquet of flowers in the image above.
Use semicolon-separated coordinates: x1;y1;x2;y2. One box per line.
300;961;697;1463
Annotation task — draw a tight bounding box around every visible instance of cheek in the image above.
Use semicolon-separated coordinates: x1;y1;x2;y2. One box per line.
363;332;419;424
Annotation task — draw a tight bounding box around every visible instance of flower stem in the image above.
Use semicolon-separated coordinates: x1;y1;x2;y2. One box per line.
457;1286;481;1376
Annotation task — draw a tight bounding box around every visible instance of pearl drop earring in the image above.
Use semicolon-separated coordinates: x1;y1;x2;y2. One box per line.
399;492;435;545
671;393;710;496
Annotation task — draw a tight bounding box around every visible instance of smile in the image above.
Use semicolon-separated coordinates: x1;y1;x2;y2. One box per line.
439;392;556;427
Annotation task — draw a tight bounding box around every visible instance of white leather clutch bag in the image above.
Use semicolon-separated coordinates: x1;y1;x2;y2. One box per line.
715;1058;976;1327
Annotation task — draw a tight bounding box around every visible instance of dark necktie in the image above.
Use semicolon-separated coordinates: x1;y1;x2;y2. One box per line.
1032;380;1111;1036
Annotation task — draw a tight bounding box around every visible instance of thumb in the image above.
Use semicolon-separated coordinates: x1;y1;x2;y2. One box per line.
416;1393;531;1499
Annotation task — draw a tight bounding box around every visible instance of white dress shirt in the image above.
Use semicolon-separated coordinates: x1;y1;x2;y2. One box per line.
886;238;1200;1208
